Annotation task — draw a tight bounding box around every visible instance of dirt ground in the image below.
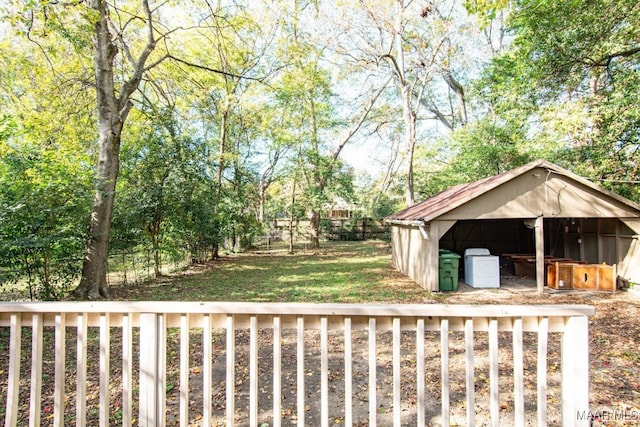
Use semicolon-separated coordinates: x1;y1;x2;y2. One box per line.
1;275;639;426
185;278;640;427
442;276;640;426
162;278;640;426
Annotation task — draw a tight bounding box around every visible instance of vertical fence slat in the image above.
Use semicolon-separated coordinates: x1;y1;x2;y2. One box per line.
99;313;110;427
226;315;235;426
321;316;329;427
297;316;305;427
489;318;499;427
122;313;133;427
562;315;589;427
513;317;524;427
440;318;450;427
139;313;158;427
179;314;190;427
368;317;376;427
537;317;549;427
203;314;212;427
274;316;282;427
76;313;88;427
53;313;66;427
393;317;401;427
5;313;21;427
465;318;475;426
29;313;43;427
250;315;258;427
344;317;353;427
416;318;425;427
157;314;166;427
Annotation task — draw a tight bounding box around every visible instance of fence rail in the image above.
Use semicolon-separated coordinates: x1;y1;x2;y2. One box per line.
0;302;594;426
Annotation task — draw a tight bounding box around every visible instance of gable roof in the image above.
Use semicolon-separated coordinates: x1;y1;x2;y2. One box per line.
386;159;640;223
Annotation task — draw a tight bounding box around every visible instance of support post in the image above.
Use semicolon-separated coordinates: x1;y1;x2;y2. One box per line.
139;313;159;427
535;216;545;294
562;316;590;426
426;221;439;292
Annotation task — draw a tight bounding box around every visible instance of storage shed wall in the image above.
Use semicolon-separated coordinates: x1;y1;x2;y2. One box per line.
390;224;438;291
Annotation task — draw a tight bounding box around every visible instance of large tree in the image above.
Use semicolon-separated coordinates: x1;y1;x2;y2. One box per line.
5;0;247;298
476;0;640;199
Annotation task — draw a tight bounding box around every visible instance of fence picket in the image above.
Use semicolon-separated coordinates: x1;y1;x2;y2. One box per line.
250;315;258;427
180;314;190;427
5;313;21;427
297;316;305;427
157;314;167;427
465;318;475;426
29;313;43;427
122;313;133;427
99;313;110;427
369;317;377;427
416;318;425;427
226;315;235;426
393;317;401;427
53;313;66;427
203;313;212;426
513;317;524;427
344;317;353;427
139;313;158;426
489;318;499;427
76;313;88;427
274;316;282;427
321;316;329;427
537;317;549;427
440;318;450;427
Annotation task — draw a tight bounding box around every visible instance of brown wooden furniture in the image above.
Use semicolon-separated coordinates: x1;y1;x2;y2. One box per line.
547;262;617;292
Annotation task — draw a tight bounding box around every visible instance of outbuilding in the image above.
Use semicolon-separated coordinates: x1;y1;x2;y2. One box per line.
386;160;640;293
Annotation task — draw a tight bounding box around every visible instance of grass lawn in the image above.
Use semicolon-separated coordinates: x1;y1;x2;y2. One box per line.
110;240;434;303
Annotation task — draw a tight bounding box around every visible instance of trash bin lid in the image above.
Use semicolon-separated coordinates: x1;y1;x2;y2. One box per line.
464;248;491;257
439;251;460;259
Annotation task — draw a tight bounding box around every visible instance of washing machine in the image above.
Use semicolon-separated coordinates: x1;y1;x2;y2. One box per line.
464;248;500;288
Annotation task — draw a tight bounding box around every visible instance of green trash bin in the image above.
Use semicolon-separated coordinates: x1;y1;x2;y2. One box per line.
438;250;461;291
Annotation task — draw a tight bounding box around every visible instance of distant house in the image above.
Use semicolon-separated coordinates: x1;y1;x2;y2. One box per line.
324;197;356;218
386;160;640;292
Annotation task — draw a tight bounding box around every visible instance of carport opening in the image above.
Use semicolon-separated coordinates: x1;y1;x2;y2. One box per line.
438;218;631;287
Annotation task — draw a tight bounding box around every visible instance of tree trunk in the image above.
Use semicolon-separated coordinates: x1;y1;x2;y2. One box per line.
73;0;156;299
309;210;321;249
402;86;417;207
149;221;162;278
75;120;122;299
395;0;416;207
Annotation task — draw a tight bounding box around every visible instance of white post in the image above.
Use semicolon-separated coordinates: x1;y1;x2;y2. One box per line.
226;315;235;426
5;313;21;427
139;313;159;427
53;313;66;427
536;216;545;294
99;313;111;427
562;316;590;426
29;313;43;427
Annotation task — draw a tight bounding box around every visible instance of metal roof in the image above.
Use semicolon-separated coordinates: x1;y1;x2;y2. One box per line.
386;159;640;224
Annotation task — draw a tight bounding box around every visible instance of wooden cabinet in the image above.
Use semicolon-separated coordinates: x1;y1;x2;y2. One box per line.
547;262;617;292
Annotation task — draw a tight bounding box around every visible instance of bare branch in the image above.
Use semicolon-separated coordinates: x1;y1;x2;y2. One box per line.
331;77;392;164
163;54;267;83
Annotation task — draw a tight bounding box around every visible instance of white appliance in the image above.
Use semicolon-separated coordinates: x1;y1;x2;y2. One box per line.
464;248;500;288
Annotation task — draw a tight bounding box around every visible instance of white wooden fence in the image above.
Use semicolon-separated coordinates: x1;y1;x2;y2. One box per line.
0;302;594;426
